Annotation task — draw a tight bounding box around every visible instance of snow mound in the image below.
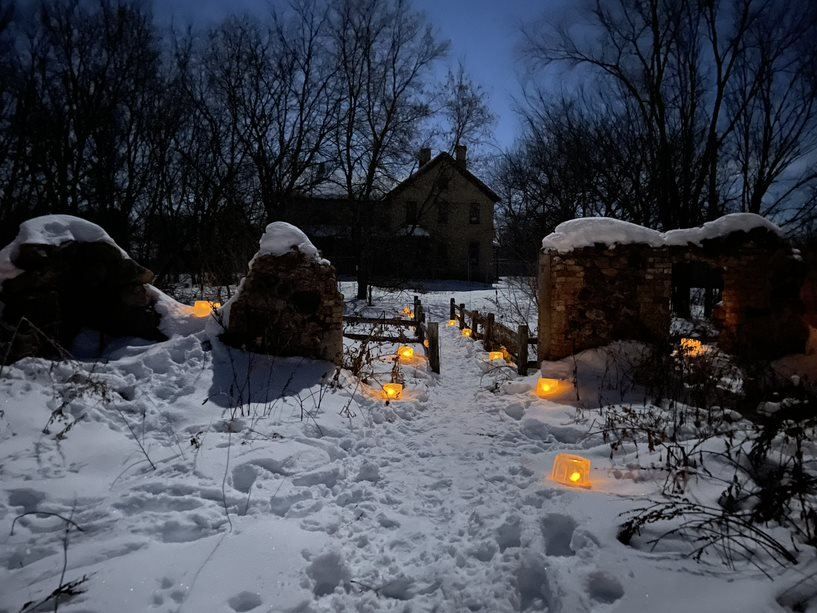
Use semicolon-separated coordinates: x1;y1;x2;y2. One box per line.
256;222;326;264
147;285;208;338
0;214;128;282
664;213;783;246
542;213;782;253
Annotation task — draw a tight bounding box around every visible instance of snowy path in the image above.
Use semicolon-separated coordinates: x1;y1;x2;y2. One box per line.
1;315;798;612
281;325;622;612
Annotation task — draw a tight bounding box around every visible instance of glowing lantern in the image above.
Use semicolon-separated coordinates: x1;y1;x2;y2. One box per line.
462;328;473;338
423;339;430;348
536;377;561;398
192;301;220;318
448;319;458;327
402;306;412;316
489;351;504;361
551;453;592;488
680;338;704;358
398;346;415;361
382;383;403;400
501;347;512;361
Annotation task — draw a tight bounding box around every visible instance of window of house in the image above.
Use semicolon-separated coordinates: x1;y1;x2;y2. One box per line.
469;203;480;224
437;202;448;224
405;201;417;224
468;241;480;268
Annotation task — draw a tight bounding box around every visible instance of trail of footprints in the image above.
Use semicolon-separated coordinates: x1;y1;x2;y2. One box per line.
3;331;622;612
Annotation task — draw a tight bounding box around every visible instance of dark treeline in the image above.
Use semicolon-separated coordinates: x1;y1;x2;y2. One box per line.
4;0;817;280
496;0;817;263
0;0;495;286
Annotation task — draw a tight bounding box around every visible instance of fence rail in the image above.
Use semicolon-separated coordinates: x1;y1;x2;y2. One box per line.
449;298;537;376
344;295;440;373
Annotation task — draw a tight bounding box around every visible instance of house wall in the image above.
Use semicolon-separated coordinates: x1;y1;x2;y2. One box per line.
386;163;496;282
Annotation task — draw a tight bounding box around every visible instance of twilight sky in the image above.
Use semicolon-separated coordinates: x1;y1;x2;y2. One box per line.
153;0;572;151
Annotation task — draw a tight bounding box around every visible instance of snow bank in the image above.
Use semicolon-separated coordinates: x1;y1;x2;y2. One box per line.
147;285;209;338
541;218;664;252
542;213;783;253
255;221;326;264
0;214;128;283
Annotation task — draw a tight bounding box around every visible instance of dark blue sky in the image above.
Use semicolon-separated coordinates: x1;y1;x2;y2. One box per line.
153;0;571;151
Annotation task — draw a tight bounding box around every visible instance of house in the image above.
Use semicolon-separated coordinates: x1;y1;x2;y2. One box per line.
283;145;500;282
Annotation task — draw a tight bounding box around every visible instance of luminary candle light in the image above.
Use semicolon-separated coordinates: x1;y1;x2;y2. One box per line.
192;301;220;318
680;338;704;358
398;346;415;361
382;383;403;400
489;351;504;361
535;377;561;398
462;328;473;338
551;453;592;488
448;319;458;327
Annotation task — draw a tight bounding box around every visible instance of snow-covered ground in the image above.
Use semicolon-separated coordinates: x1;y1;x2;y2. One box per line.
1;284;816;612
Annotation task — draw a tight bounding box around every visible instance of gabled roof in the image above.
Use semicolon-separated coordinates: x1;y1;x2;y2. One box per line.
385;152;500;203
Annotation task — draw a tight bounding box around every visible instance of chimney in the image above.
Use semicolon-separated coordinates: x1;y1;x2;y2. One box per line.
418;147;431;168
455;144;467;169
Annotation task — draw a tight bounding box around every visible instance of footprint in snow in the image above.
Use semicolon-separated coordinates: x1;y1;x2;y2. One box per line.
227;591;263;612
541;513;577;557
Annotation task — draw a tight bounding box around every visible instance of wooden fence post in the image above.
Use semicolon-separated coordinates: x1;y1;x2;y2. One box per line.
413;295;420;317
415;305;425;343
517;324;529;376
428;322;440;374
458;303;466;329
449;298;456;321
472;310;480;338
367;285;373;306
485;313;495;351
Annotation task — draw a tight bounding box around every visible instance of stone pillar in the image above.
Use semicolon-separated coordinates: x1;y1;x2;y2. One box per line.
223;250;343;364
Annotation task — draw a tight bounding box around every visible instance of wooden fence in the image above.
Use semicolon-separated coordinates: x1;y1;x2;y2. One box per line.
344;295;440;374
449;298;538;375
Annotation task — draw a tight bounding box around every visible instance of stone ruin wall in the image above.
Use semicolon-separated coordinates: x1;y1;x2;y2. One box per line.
537;245;672;360
538;227;808;361
223;250;343;364
0;241;164;361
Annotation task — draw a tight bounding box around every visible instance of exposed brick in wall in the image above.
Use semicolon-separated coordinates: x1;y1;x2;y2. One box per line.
538;227;808;360
538;245;672;360
223;251;343;364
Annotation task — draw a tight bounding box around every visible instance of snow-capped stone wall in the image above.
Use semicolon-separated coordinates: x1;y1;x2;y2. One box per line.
538;214;808;360
538;243;673;360
0;215;165;361
222;223;343;364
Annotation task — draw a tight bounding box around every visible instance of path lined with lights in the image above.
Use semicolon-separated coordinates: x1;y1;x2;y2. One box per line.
329;318;596;610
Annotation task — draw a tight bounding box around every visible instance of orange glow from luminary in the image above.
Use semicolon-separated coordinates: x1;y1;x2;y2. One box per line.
398;346;415;361
536;377;560;397
551;454;592;488
192;301;220;317
680;338;704;357
382;383;403;400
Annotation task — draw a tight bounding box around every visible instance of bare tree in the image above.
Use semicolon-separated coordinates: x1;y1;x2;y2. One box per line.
439;61;496;157
329;0;448;298
521;0;817;232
